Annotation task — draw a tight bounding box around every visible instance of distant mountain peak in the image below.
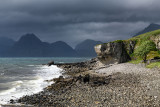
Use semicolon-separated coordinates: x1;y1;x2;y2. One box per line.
20;33;39;39
18;33;42;43
148;23;160;27
53;41;67;44
134;23;160;36
0;33;78;57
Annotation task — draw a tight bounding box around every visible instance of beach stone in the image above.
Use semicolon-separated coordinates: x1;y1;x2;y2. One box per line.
54;76;64;83
83;74;90;83
10;99;14;104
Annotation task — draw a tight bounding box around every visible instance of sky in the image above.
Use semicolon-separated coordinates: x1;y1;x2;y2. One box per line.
0;0;160;47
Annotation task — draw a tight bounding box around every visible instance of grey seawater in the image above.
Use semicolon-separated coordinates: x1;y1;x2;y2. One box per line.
0;57;91;104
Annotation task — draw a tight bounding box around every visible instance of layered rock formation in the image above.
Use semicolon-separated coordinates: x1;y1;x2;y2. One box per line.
94;41;131;65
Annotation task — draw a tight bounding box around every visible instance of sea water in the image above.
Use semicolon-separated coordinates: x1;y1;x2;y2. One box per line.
0;57;91;104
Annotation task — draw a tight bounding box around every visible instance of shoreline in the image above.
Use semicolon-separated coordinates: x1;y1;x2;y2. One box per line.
3;58;160;106
0;64;63;107
2;58;101;106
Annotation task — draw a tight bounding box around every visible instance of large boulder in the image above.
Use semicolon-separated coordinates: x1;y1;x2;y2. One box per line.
94;41;131;65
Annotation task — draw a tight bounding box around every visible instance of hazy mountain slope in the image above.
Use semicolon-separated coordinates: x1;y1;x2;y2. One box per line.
134;23;160;36
50;41;78;57
0;37;15;55
75;39;102;57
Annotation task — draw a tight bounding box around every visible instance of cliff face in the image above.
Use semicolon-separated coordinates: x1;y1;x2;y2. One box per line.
95;41;131;65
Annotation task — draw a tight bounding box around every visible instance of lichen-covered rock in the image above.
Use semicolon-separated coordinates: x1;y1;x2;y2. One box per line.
94;41;131;65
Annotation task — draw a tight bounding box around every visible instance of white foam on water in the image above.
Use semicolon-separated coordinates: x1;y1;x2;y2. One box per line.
0;65;62;105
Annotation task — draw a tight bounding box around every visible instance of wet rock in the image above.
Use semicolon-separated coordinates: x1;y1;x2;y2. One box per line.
10;99;14;104
56;58;101;75
47;61;54;66
54;76;64;83
83;74;90;83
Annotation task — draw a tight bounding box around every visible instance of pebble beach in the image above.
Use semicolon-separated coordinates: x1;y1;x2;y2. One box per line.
3;59;160;107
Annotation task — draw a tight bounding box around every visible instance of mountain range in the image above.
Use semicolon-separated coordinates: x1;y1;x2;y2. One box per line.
2;23;158;57
0;34;102;57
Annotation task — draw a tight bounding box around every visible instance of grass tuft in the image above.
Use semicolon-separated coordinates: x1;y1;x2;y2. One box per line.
128;59;142;64
146;62;160;68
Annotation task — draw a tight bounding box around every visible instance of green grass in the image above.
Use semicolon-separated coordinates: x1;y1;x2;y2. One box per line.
101;29;160;46
128;59;142;64
134;29;160;38
146;62;160;68
111;40;123;43
129;29;160;47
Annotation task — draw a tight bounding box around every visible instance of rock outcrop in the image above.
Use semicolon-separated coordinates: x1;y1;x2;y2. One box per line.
95;41;131;65
56;58;105;75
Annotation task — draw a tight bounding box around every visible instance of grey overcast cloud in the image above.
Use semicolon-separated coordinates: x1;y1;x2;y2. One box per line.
0;0;159;47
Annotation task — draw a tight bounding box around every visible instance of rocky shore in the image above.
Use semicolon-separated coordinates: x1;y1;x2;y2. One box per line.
4;58;160;107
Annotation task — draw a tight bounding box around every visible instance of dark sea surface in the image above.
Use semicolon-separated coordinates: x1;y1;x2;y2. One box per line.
0;57;92;104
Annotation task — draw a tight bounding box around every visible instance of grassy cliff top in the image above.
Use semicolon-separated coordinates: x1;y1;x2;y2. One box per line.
97;29;160;68
133;29;160;38
99;29;160;45
127;29;160;42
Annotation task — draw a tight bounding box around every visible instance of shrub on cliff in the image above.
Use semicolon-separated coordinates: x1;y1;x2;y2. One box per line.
134;40;156;63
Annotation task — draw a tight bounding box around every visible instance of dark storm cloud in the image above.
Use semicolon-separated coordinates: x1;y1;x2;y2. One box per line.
0;0;160;47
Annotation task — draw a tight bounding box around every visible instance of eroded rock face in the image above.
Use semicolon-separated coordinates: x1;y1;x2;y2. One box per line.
95;42;131;65
150;34;160;49
128;41;136;54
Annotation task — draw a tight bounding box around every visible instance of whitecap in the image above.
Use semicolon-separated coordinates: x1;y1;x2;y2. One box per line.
0;65;62;105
